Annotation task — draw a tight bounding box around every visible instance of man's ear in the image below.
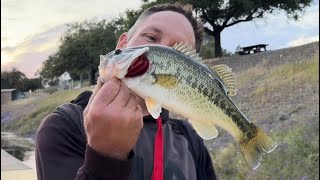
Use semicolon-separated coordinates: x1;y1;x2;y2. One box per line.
116;33;128;49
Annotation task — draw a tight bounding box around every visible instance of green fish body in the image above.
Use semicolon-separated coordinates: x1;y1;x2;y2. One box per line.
99;42;277;169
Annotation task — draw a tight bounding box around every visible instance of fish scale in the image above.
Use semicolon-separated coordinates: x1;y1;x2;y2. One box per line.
147;48;260;141
99;42;278;170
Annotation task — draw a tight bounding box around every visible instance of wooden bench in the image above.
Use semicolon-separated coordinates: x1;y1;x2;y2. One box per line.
235;44;268;55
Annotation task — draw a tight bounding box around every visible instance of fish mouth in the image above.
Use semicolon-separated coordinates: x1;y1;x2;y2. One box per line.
125;53;150;77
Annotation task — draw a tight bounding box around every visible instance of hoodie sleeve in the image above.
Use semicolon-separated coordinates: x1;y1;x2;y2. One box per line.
198;140;217;180
176;119;217;180
35;111;133;180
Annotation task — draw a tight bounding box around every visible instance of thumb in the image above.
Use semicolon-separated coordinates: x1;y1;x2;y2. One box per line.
84;77;103;116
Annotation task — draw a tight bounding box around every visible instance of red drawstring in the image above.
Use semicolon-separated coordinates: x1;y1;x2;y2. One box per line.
152;117;163;180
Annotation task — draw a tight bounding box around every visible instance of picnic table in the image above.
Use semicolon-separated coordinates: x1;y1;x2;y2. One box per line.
235;44;268;55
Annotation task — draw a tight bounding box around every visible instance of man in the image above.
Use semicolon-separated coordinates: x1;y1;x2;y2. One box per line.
36;3;216;180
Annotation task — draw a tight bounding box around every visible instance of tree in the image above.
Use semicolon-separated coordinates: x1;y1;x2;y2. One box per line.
110;9;143;38
24;78;43;91
1;68;43;91
1;68;28;91
39;3;164;85
39;20;118;85
200;34;233;59
110;1;160;37
39;54;62;80
199;34;216;59
143;0;312;57
61;20;119;85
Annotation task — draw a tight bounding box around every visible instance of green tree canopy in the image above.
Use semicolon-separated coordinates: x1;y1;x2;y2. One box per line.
39;20;118;85
1;68;27;90
143;0;312;57
110;1;160;37
0;68;41;91
38;2;170;86
24;78;43;91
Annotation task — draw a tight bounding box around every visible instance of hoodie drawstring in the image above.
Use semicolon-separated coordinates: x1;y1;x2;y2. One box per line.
152;117;163;180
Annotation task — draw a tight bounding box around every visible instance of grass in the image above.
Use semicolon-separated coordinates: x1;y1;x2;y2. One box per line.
1;95;43;113
1;44;319;179
253;57;319;97
1;86;94;136
208;55;319;179
257;122;318;179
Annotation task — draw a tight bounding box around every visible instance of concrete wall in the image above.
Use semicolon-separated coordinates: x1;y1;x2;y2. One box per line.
1;149;37;180
1;92;12;104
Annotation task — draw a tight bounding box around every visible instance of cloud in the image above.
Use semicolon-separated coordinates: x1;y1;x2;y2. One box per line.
2;25;65;57
231;3;319;39
1;0;142;47
290;5;319;29
1;24;67;78
1;49;54;77
1;0;143;78
220;2;319;52
286;35;319;47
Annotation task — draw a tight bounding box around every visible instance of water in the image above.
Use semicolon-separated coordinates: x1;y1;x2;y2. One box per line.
1;112;12;124
1;132;35;162
22;150;36;169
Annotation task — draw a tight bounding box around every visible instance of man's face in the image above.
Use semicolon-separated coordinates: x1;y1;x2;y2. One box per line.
115;11;196;115
117;11;196;49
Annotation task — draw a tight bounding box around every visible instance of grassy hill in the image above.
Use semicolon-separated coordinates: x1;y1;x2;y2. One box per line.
1;86;94;138
1;41;319;179
204;41;319;179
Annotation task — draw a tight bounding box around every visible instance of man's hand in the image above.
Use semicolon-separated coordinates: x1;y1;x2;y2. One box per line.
83;77;143;160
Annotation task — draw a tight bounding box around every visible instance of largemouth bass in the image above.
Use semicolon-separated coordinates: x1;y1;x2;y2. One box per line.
98;42;277;169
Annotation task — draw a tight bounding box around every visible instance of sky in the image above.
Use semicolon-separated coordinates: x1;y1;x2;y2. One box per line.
1;0;319;78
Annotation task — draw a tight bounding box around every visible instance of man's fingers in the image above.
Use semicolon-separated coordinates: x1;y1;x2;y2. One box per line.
112;83;132;107
84;77;103;115
133;105;143;128
88;77;103;106
91;78;121;106
125;94;139;111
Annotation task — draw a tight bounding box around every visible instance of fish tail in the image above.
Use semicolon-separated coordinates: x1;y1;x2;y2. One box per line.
239;127;278;170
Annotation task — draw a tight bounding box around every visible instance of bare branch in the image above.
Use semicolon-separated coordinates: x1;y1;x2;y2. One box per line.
222;7;236;27
224;8;266;28
203;27;214;36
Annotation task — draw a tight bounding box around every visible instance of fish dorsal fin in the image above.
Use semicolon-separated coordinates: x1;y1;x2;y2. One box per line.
189;119;219;140
212;64;237;96
173;42;203;63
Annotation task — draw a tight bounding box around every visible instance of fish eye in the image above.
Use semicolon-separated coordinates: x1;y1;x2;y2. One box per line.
115;49;122;55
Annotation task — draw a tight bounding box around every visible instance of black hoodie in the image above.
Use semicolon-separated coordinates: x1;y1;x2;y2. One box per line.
35;91;216;180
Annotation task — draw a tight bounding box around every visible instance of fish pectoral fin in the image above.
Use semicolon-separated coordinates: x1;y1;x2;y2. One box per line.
211;64;237;96
145;97;162;119
154;74;178;89
189;119;219;140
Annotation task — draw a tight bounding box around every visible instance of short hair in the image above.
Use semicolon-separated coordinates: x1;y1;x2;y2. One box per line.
128;3;204;52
